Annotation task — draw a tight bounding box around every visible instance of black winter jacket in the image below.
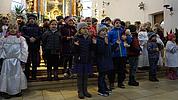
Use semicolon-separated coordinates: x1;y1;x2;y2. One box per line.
42;30;62;55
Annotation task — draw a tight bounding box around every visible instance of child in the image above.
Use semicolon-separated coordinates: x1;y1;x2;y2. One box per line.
147;32;159;82
61;16;77;78
127;25;141;86
73;22;94;99
42;20;61;80
165;33;178;80
138;24;149;67
0;33;3;75
0;23;28;99
96;25;113;96
0;17;9;74
108;18;132;88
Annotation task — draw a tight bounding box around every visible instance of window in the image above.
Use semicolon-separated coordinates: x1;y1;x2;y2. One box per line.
11;0;26;11
81;0;92;17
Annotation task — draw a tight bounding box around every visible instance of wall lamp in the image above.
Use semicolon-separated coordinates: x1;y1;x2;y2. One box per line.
101;1;110;17
163;4;173;15
103;1;110;6
163;4;173;11
138;2;145;10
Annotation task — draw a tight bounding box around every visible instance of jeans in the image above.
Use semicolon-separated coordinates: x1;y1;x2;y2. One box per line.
128;57;139;82
148;57;159;78
98;71;108;93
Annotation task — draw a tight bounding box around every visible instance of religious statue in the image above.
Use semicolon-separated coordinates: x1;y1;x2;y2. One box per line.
77;0;83;16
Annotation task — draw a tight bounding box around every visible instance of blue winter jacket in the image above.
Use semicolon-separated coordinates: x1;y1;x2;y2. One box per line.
108;27;132;57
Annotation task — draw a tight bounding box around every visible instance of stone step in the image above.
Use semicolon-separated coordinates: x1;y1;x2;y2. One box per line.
27;68;166;90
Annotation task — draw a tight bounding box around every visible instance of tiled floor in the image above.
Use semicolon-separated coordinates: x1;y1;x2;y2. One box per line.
1;78;178;100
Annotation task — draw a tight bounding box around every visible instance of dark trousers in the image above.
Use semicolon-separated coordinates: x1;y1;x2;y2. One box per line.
46;54;59;77
98;71;108;93
77;74;89;95
128;57;139;83
148;57;159;78
24;51;40;79
107;70;115;85
113;57;126;85
63;55;73;73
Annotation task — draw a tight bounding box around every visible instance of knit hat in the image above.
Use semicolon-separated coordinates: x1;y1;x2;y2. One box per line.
128;25;137;33
112;18;121;25
56;16;63;21
148;32;156;40
27;14;37;20
98;24;108;33
64;16;74;23
167;33;175;41
104;17;111;22
77;22;88;31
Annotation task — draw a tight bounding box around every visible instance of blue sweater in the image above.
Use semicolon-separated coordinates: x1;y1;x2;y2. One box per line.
108;27;132;57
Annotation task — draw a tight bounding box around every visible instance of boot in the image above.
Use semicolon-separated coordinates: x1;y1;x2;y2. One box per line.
109;83;115;90
128;76;139;86
14;92;22;97
149;75;159;82
77;75;84;99
167;69;176;80
128;81;139;86
149;75;154;81
167;71;173;80
118;83;125;88
47;70;52;81
2;93;11;99
83;74;92;98
172;70;177;80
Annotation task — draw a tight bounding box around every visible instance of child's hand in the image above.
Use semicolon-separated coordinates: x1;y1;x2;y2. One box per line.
121;35;127;40
125;29;131;35
92;38;97;44
156;48;159;51
74;41;80;45
105;37;108;44
67;36;72;40
140;51;142;55
30;37;36;43
124;42;130;47
116;39;121;44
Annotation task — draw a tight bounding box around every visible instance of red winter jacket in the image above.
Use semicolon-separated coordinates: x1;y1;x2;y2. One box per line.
128;33;141;57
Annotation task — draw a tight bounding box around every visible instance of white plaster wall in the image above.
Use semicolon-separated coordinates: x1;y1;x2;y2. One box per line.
164;0;178;34
92;0;165;23
0;0;26;15
0;0;12;15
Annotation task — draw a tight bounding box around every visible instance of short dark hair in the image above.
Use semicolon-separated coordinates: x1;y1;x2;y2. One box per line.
104;17;111;22
49;20;57;25
128;25;137;33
